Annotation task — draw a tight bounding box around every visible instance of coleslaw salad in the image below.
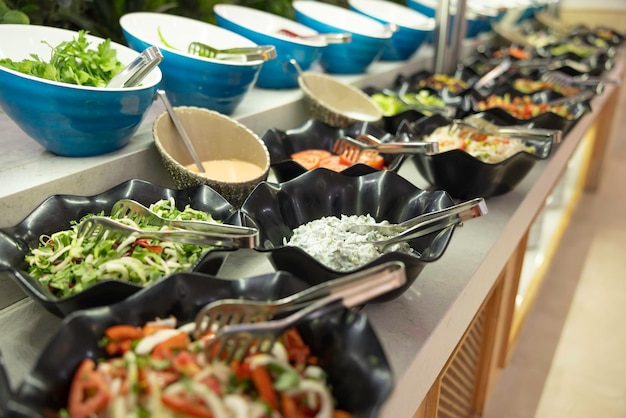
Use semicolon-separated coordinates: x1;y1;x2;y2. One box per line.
26;198;219;298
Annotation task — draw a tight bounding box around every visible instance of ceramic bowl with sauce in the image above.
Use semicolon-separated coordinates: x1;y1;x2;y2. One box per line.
298;71;384;128
152;106;270;207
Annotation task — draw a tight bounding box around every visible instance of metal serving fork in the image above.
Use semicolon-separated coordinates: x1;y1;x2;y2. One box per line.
188;42;277;62
347;198;488;250
332;133;439;165
193;260;406;339
453;118;563;144
541;70;621;88
202;261;407;362
111;199;257;236
76;216;258;248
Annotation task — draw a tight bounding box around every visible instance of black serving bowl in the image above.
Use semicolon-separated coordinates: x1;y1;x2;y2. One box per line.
0;179;240;318
239;168;458;302
408;114;554;199
3;271;392;418
260;118;406;183
394;70;474;108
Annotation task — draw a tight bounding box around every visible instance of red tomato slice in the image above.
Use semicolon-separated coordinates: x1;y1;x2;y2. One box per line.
291;150;331;170
357;152;385;170
68;359;111;418
319;155;350;172
162;392;215;418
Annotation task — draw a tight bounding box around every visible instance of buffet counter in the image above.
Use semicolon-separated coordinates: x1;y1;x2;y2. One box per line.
0;41;623;417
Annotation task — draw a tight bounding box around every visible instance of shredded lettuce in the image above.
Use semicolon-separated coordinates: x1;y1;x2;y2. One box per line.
26;198;218;298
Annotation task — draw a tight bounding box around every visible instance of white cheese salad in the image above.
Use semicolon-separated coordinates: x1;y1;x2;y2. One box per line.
286;214;414;271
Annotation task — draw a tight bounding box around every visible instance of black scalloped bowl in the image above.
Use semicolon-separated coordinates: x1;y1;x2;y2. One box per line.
6;271;392;418
0;179;240;318
260;118;407;183
239;168;457;302
408;114;554;199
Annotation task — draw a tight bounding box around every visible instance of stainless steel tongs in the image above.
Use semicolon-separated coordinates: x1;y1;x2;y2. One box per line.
188;42;277;62
193;260;406;339
347;198;488;250
76;216;258;248
106;46;163;88
111;199;254;236
202;261;406;362
455;116;563;144
332;133;439;164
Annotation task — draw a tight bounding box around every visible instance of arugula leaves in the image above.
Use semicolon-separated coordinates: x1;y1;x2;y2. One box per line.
0;30;124;87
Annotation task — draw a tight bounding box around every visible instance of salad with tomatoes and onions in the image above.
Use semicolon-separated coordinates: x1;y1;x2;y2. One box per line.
61;318;350;418
422;125;536;164
26;198;219;298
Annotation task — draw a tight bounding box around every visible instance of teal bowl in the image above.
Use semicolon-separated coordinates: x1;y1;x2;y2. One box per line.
120;12;263;114
0;25;162;157
214;4;327;89
293;0;392;74
349;0;435;61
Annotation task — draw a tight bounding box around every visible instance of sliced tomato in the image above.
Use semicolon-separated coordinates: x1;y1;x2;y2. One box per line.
281;392;308;418
319;155;350;172
68;359;111;418
105;325;143;341
134;238;163;253
250;364;278;410
151;332;189;360
291;150;331;170
357;151;385;170
162;392;214;418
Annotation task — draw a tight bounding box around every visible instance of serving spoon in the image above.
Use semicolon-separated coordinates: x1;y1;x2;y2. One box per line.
156;89;205;174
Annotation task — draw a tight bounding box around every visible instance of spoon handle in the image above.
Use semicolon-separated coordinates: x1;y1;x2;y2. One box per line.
157;89;205;174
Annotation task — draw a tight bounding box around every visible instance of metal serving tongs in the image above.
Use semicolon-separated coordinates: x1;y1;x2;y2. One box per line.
111;199;255;236
541;70;621;89
194;260;405;339
106;46;163;88
76;216;258;249
188;42;277;62
472;58;512;92
347;198;488;251
332;133;439;165
544;89;595;107
202;261;406;362
458;115;563;144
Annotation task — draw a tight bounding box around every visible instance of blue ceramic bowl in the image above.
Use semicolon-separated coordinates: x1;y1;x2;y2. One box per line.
0;25;161;157
405;0;496;39
349;0;434;61
213;4;327;89
120;12;264;114
293;0;392;74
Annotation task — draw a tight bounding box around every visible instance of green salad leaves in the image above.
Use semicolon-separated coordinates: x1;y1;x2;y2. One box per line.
0;30;124;87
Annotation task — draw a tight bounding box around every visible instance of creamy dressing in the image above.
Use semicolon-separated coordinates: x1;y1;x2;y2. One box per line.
185;159;264;182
